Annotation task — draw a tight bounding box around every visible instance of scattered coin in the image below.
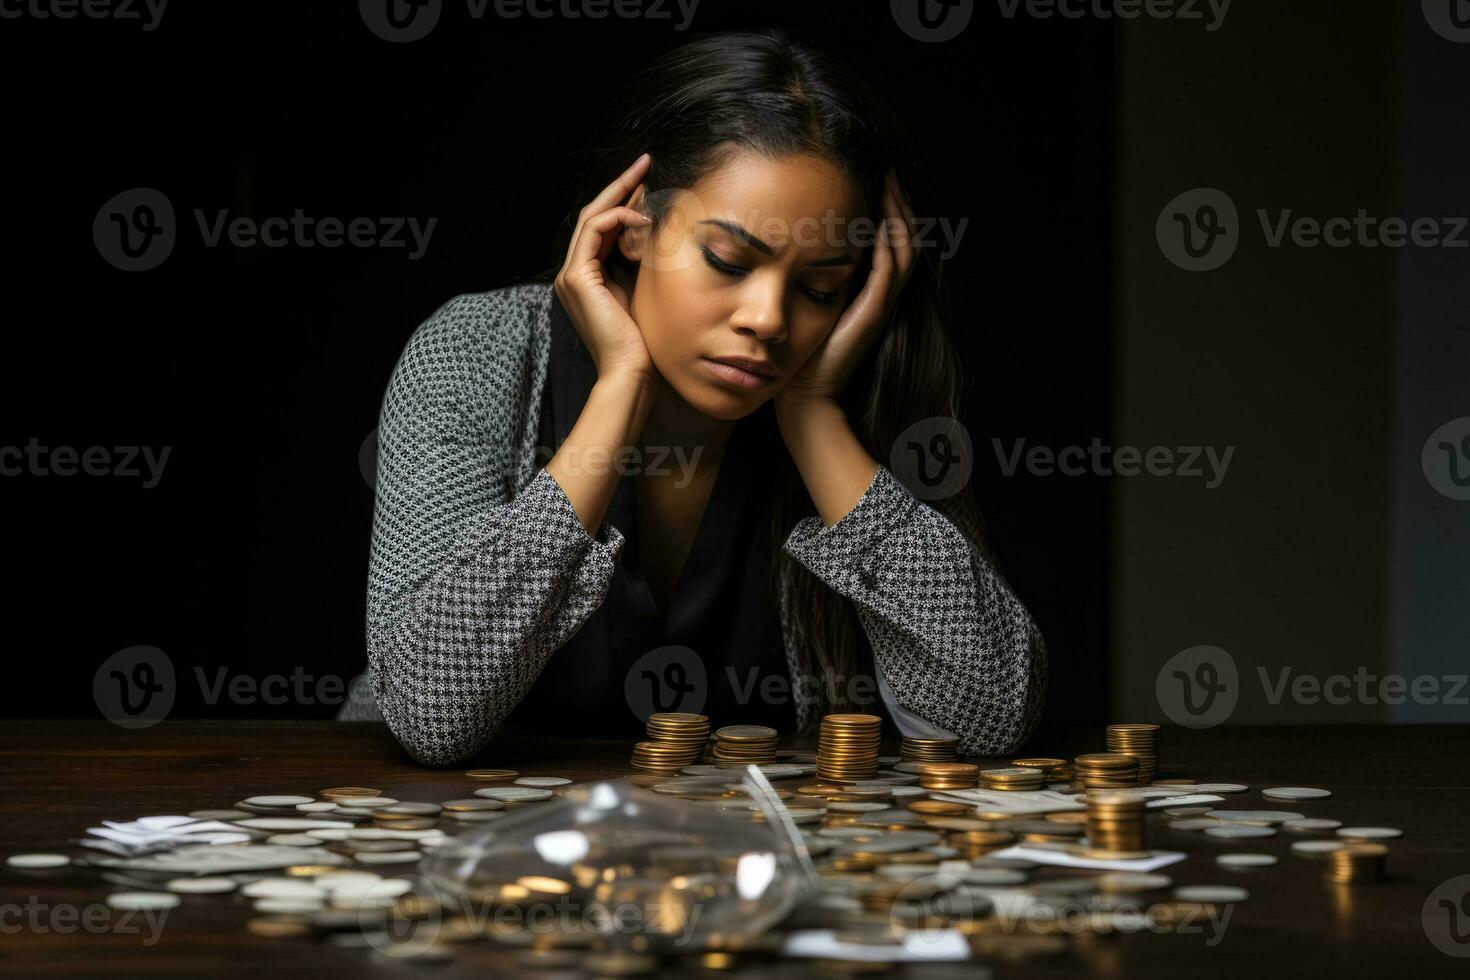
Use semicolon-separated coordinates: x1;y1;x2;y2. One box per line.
1204;825;1277;839
464;769;518;780
247;916;312;938
514;777;572;788
1291;840;1346;856
1206;810;1303;824
1262;786;1331;801
244;796;317;808
1190;783;1249;794
107;892;182;911
355;851;422;865
6;853;69;869
1175;885;1250;903
1217;853;1278;869
1335;827;1402;840
1096;872;1173;891
475;787;553;802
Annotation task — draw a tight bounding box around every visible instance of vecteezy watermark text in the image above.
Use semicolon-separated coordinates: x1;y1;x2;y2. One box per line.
0;439;170;488
992;437;1234;488
0;0;168;30
0;897;169;946
358;0;703;43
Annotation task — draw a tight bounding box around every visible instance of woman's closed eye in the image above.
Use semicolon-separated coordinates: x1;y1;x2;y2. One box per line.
700;246;842;305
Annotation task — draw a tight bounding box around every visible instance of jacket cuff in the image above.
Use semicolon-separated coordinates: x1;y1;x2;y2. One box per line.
517;466;625;562
781;464;918;588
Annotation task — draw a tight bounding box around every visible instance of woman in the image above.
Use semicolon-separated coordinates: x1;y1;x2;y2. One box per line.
338;28;1047;767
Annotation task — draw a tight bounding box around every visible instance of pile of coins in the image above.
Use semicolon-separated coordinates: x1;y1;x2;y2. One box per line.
816;714;882;782
917;762;979;791
1073;752;1139;788
980;767;1045;792
1012;757;1071;783
1085;789;1147;854
899;736;958;764
629;713;710;774
1106;724;1160;784
1326;843;1388;883
711;726;779;767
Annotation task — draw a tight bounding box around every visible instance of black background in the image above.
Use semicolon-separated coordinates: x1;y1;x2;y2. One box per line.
2;2;1111;722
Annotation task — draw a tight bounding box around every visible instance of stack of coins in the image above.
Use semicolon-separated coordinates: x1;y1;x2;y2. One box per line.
948;829;1014;859
1012;758;1071;783
917;762;980;790
900;736;958;764
980;767;1045;792
711;725;779;767
1105;724;1160;784
629;712;710;773
1074;752;1140;788
1085;789;1147;853
1326;843;1388;883
816;714;882;782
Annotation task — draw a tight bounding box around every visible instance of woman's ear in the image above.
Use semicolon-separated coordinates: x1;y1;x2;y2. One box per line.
617;184;652;263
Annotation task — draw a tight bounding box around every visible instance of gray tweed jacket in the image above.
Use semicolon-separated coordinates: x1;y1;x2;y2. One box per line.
338;281;1047;766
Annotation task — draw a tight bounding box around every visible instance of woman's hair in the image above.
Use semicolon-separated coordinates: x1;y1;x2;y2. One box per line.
528;27;987;726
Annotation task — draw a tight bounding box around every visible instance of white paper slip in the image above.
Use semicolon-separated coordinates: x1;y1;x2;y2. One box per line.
928;789;1086;815
783;929;970;962
988;845;1188;872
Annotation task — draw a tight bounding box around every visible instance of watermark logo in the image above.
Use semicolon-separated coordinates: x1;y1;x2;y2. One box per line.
1422;417;1470;500
1157;187;1239;272
360;0;700;42
891;0;973;43
1155;644;1238;728
1423;0;1470;43
890;417;973;501
360;428;380;489
625;645;707;721
992;437;1233;488
94;188;176;272
1424;875;1470;957
360;0;443;43
993;0;1231;32
93;645;175;730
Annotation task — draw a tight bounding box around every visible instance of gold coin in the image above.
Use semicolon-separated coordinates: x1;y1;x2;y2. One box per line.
465;769;518;780
319;786;381;798
247;916;311;938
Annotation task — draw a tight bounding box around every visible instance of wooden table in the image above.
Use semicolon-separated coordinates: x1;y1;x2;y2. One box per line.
2;721;1467;977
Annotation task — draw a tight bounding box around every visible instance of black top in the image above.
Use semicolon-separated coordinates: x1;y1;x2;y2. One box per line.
507;291;797;736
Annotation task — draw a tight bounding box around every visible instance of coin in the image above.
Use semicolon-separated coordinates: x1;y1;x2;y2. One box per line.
1261;786;1331;800
165;877;238;893
246;916;311;938
6;853;69;869
1190;783;1248;794
1205;825;1276;839
1216;853;1278;868
1335;827;1402;840
107;892;182;911
1291;840;1346;856
515;777;572;787
1206;810;1303;824
319;787;381;798
581;952;659;976
1174;885;1249;903
1096;872;1173;891
442;799;505;811
465;769;519;780
244;795;316;807
243;879;326;899
355;851;421;864
1282;818;1342;833
475;787;553;802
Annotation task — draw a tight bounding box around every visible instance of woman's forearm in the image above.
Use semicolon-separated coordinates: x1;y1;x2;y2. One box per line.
546;370;658;537
775;394;881;528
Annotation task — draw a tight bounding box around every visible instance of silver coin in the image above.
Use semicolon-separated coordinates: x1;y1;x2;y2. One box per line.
1262;786;1331;801
1291;840;1346;855
785;808;826;824
875;864;945;880
1216;853;1278;869
355;851;422;864
189;809;250;820
446;811;506;823
295;802;339;813
242;878;326;899
443;799;504;811
818;827;873;839
1190;783;1249;794
107;892;181;911
254;897;324;914
1168;818;1222;831
475;787;553;802
235;818;355;831
6;853;69;869
1206;810;1303;825
1163;806;1215;817
338;797;397;808
514;777;572;788
1336;826;1402;840
1175;885;1249;903
165;877;238;894
837;830;942;853
955;868;1029;886
243;795;316;807
266;834;324;847
888;786;928;798
827;802;890;813
1204;825;1276;839
379;802;442;816
1282;818;1342;833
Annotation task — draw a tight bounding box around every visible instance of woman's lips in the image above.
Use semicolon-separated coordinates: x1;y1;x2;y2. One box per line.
702;357;778;390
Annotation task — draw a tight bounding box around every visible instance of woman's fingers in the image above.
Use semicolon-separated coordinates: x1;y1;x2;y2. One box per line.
563;153;652;268
567;206;651;276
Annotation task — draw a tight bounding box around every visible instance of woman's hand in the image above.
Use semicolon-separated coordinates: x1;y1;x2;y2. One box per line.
775;169;920;410
554;152;659;386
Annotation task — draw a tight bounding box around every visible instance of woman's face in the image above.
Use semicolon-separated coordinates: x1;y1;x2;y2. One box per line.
619;148;867;420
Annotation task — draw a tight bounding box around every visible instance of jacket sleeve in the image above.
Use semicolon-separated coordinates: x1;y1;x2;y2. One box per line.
781;464;1047;756
365;295;624;766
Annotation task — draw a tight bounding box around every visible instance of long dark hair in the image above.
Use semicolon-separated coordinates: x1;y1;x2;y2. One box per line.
525;27;987;728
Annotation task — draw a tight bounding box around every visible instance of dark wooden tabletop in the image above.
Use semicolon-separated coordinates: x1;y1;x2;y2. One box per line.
2;720;1468;977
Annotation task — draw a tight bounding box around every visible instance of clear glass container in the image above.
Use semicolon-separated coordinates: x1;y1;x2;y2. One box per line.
420;767;821;954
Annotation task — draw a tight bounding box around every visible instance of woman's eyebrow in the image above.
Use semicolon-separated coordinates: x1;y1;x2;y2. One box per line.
699;218;856;267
